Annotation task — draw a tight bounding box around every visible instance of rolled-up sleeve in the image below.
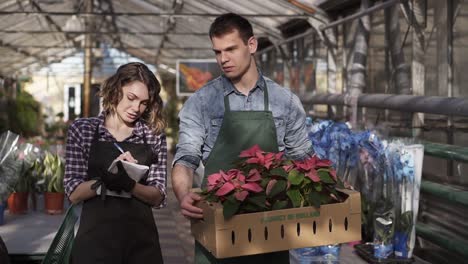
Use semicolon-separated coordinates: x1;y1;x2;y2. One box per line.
173;92;206;170
64;122;88;198
147;133;168;208
284;93;314;160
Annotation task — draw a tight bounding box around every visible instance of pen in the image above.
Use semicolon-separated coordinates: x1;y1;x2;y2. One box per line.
113;142;125;154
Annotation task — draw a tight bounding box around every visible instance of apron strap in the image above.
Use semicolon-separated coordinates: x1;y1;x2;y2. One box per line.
224;79;269;112
92;122;101;143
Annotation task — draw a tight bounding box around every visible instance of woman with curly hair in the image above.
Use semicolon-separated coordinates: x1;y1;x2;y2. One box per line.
65;62;167;263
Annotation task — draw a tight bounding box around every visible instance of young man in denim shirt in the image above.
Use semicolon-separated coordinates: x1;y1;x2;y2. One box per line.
172;13;314;264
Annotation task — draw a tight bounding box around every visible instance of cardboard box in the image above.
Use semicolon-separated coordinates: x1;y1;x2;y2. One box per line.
191;189;361;259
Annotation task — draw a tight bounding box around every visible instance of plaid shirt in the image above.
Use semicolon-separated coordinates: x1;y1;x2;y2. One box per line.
64;112;167;208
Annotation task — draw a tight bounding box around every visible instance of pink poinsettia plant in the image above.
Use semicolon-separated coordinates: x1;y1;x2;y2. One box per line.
201;145;346;219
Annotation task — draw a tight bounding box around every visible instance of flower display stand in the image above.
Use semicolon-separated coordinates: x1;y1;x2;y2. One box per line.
191;189;361;259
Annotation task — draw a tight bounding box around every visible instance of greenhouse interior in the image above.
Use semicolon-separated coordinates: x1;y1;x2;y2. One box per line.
0;0;467;263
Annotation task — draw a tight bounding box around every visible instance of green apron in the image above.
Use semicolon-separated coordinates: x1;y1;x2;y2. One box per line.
195;85;290;264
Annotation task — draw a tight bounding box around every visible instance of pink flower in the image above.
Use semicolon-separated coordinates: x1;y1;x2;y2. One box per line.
316;159;332;167
235;191;249;201
216;182;235;196
241;182;262;193
283;163;295;172
246;151;275;169
306;169;320;182
247;169;261;182
329;169;337;181
266;179;277;196
207;171;225;192
274;152;284;162
239;144;262;158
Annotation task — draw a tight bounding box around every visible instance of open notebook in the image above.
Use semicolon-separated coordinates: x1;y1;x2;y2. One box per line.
96;159;149;198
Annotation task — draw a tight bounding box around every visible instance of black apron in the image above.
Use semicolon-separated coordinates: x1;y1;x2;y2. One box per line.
196;84;290;264
71;125;163;264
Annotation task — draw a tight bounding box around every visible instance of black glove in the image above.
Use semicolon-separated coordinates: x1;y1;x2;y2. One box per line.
100;161;136;192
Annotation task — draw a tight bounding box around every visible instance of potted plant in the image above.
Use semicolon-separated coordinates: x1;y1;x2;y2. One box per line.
42;152;65;214
193;145;361;258
6;143;38;214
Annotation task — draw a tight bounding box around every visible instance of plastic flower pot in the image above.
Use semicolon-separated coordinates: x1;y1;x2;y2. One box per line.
7;192;29;214
44;192;64;215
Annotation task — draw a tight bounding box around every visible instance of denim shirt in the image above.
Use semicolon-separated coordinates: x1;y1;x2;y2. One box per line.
174;73;314;170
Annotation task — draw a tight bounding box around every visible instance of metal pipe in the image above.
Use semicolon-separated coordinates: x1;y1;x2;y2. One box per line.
416;223;468;257
257;29;315;55
420;180;468;207
320;0;401;31
0;11;311;18
302;93;468;117
0;30;206;36
0;45;212;50
83;0;93;118
423;141;468;163
447;0;455;178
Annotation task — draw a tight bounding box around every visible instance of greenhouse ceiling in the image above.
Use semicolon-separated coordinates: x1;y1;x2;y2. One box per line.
0;0;361;76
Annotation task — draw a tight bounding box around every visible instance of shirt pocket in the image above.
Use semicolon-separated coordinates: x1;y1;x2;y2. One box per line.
207;118;223;147
274;117;286;143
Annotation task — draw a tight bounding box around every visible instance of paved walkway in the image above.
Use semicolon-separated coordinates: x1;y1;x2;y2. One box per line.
153;170;194;264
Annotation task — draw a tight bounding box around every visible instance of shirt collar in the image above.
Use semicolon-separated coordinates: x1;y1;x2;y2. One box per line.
222;68;265;96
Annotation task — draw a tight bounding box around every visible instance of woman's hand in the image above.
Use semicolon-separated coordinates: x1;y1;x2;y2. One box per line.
117;151;138;163
100;161;136;192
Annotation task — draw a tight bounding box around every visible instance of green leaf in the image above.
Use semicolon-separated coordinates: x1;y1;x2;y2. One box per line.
308;191;321;208
399;211;413;234
336;180;345;189
241;203;262;213
272;200;289;210
268;180;287;198
286;189;302;208
270;167;288;178
314;183;322;192
318;169;335;184
247;194;267;209
223;199;241;219
288;169;304;185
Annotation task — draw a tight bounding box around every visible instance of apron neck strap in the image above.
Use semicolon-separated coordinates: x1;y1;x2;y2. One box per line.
224;79;269;112
92;123;100;142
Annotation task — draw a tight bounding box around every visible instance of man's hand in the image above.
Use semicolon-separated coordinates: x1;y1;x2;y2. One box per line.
180;192;203;219
100;161;136;192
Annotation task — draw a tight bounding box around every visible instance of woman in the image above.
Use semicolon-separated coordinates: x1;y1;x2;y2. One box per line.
64;62;167;263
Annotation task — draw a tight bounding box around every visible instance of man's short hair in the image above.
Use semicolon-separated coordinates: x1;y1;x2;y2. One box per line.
209;13;254;44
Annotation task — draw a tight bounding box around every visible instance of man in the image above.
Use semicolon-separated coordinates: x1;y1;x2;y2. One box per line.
172;13;313;264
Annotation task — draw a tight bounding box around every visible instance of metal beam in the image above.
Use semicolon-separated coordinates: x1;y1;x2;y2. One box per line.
2;45;212;50
101;0;124;48
320;0;401;31
417;222;468;258
0;10;312;18
0;39;47;65
153;0;184;64
29;0;81;48
302;93;468;117
187;0;284;40
1;49;79;75
0;29;207;35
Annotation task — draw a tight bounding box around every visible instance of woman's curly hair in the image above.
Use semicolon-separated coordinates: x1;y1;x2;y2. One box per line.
99;62;166;134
